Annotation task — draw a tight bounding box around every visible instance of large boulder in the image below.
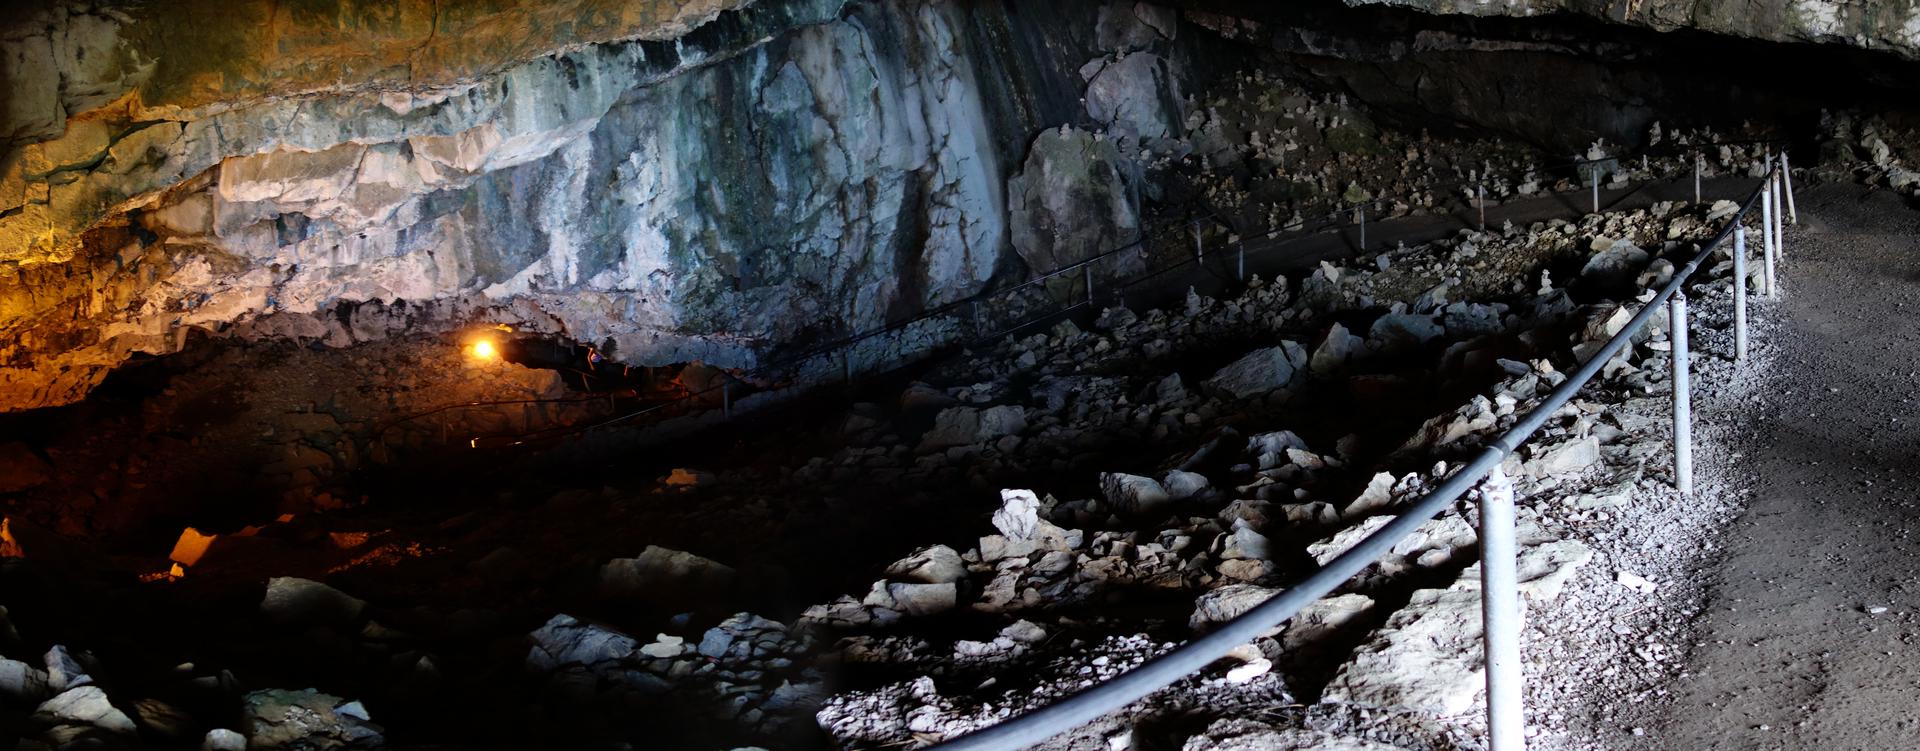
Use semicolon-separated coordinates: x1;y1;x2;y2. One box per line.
1006;126;1143;275
1205;343;1308;399
1085;52;1185;143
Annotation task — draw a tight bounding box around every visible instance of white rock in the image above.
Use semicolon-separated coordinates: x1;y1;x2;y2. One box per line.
1224;656;1273;684
35;686;136;732
203;728;247;751
1615;571;1658;594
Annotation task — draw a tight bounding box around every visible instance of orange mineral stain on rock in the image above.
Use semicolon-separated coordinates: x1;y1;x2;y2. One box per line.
169;527;218;567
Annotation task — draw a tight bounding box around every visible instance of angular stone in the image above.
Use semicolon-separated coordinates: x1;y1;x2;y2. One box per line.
35;686;135;733
1205;344;1307;399
883;582;958;616
43;645;92;692
884;545;967;585
1342;472;1397;520
0;658;51;703
1310;322;1368;374
1100;472;1171;515
1189;583;1278;633
1367;311;1444;354
1161;469;1210;501
1525;435;1601;478
526;614;638;671
1320;586;1487;717
1280;593;1375;653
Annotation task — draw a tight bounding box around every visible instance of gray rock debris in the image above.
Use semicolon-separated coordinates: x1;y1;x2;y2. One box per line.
1321;537;1592;717
1205;343;1307;399
1;657;51;703
1310;322;1369;374
884;545;967;584
918;405;1028;452
1182;718;1404;751
243;688;383;750
1101;472;1172;515
35;685;136;733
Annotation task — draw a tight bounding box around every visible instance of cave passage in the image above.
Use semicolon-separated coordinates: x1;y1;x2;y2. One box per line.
10;1;1920;750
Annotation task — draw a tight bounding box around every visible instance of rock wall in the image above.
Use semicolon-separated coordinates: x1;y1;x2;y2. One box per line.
0;0;1217;412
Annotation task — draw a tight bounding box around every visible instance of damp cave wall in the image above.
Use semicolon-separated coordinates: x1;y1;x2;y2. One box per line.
0;0;1241;413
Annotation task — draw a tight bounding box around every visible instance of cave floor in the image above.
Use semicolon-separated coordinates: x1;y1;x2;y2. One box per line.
1643;183;1920;749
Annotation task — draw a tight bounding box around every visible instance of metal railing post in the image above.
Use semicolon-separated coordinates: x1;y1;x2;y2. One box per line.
1670;291;1693;495
1782;152;1798;224
1773;169;1787;259
1733;227;1749;361
1478;183;1487;230
1693;151;1702;204
1591;169;1600;214
1085;264;1094;307
1479;467;1525;751
1761;187;1778;297
1358;205;1366;250
1237;242;1246;282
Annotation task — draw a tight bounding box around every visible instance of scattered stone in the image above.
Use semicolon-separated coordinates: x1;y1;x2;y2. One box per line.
526;614;638;671
1204;344;1307;399
884;545;967;584
1161;470;1210;501
36;686;136;733
43;645;92;692
203;728;247;751
1190;584;1279;633
0;657;51;703
243;688;383;749
1101;473;1172;515
1615;571;1658;594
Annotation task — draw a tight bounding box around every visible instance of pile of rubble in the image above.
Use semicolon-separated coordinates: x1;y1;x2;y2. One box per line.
1156;69;1779;244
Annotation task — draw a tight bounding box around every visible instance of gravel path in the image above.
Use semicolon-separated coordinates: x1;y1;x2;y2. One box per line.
1647;183;1920;748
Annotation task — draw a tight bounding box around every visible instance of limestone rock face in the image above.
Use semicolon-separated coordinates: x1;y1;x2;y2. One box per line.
0;0;1199;412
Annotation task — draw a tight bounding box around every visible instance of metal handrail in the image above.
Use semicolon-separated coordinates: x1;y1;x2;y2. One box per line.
923;160;1787;751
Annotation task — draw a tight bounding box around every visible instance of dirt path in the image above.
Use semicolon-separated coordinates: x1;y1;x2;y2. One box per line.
1649;183;1920;748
